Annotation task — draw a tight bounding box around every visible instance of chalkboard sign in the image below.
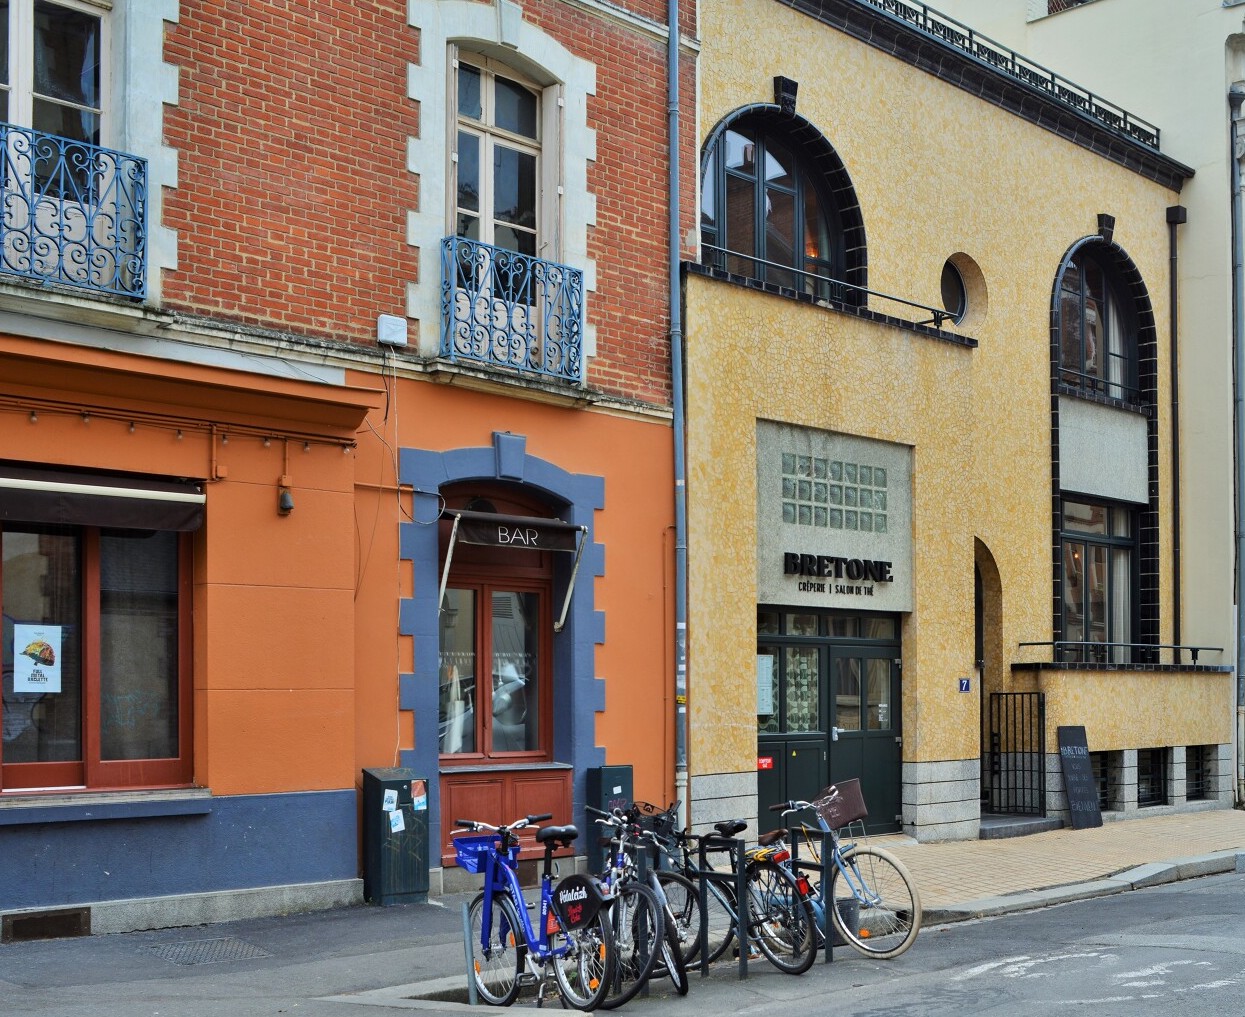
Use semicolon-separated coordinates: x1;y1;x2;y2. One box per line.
1057;726;1102;829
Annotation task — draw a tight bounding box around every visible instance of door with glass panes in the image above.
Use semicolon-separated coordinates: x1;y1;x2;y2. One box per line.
757;609;901;834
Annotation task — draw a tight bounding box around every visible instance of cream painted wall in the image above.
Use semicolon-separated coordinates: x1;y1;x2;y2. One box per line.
688;0;1183;786
935;0;1239;669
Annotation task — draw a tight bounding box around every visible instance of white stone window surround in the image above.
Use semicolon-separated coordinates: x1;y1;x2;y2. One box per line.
112;0;179;305
407;0;597;360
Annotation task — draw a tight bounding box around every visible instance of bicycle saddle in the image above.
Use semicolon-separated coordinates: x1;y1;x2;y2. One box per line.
536;824;578;847
756;828;786;846
713;819;747;838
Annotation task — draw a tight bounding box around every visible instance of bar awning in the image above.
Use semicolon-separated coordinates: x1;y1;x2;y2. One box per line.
0;463;206;531
439;509;587;632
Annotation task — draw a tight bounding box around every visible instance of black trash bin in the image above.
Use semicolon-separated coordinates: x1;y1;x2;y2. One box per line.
362;768;430;905
585;764;633;875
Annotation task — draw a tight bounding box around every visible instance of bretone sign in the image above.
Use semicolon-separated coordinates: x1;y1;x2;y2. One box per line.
756;421;913;611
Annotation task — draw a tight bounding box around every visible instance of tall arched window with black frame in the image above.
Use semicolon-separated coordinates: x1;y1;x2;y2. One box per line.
1058;248;1137;402
700;119;850;304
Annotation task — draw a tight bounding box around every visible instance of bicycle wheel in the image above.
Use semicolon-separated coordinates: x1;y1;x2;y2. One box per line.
467;891;526;1006
653;871;698;965
599;882;663;1010
827;845;922;959
551;907;615;1011
655;900;689;995
744;861;817;975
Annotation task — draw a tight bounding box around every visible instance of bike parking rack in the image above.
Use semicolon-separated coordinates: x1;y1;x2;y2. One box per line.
789;826;838;965
690;833;751;979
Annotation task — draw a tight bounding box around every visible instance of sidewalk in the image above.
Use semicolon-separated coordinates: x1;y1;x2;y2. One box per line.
2;808;1243;1016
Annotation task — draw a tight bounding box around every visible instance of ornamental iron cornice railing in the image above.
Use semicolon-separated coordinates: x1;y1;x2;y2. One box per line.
441;235;584;384
0;122;147;299
1017;640;1224;666
853;0;1160;148
701;244;962;330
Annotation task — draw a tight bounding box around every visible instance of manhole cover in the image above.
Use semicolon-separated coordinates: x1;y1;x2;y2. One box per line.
146;937;272;966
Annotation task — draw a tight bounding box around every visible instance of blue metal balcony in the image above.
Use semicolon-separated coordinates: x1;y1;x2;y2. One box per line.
0;123;147;299
440;235;583;384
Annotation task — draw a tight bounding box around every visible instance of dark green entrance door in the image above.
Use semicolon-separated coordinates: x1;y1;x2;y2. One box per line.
756;644;828;817
757;610;901;835
828;648;901;833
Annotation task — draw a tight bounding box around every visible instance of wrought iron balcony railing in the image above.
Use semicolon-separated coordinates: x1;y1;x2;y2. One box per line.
440;236;584;384
0;123;147;299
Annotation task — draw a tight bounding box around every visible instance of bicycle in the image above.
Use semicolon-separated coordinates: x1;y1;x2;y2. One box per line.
768;781;922;959
587;805;689;1007
452;813;617;1010
637;802;817;975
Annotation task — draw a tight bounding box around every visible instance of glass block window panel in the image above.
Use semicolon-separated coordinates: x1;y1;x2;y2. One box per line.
783;455;890;530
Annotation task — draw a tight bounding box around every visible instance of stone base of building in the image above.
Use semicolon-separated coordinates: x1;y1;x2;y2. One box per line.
688;770;759;836
1043;741;1235;821
1;879;363;938
902;758;981;841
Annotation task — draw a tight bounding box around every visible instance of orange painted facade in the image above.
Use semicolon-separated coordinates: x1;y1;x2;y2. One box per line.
0;0;689;920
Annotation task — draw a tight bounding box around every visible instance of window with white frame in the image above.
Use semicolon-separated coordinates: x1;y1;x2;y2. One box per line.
2;0;105;144
442;50;585;381
454;54;539;301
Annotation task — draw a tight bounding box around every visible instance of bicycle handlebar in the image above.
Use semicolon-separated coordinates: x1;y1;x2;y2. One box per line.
767;799;816;814
451;812;554;834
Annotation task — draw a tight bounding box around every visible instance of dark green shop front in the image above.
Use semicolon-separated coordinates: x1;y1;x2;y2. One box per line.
756;608;901;834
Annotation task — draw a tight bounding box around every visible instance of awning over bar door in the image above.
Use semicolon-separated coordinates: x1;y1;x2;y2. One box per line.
438;509;587;632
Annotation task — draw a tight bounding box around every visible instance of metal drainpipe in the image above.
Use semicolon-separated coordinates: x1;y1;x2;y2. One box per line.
1167;204;1185;650
1230;85;1245;807
667;0;690;826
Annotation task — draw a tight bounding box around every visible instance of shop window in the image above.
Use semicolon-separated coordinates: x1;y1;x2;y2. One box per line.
439;584;548;759
1060;498;1135;663
1;524;193;790
1056;246;1137;402
700;110;862;304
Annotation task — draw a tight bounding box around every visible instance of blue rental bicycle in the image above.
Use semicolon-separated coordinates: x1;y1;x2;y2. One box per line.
453;813;617;1010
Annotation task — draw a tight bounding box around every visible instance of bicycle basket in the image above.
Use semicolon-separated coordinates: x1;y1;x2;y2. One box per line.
812;779;868;829
632;800;677;841
453;833;497;874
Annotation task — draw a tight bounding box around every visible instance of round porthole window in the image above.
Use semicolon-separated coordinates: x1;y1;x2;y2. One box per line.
939;254;987;329
941;260;967;324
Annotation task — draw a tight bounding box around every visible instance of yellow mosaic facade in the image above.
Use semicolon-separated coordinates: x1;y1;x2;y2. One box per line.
685;0;1234;839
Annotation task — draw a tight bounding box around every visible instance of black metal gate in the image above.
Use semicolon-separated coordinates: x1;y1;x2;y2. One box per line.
984;692;1046;815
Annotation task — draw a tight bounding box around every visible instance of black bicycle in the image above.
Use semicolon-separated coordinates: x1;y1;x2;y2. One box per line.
588;805;689;1007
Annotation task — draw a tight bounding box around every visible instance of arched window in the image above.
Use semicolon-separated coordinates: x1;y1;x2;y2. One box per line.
1057;246;1137;402
700;110;863;305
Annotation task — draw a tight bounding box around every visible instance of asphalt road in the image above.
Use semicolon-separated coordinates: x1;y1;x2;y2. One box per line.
3;873;1243;1016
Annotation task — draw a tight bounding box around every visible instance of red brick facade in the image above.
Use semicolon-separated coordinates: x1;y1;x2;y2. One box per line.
161;0;696;408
